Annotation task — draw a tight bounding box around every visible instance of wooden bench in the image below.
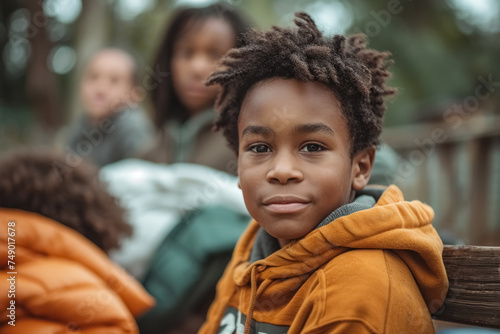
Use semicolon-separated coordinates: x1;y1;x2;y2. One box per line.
432;245;500;329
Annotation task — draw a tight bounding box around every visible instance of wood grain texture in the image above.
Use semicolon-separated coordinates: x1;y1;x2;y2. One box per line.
432;245;500;329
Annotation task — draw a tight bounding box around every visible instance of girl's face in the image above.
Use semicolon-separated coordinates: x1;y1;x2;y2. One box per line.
171;18;235;116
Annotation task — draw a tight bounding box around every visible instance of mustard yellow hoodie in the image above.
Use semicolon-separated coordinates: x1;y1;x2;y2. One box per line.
199;186;449;334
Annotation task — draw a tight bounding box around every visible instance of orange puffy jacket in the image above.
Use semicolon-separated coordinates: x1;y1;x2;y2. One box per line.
0;208;154;333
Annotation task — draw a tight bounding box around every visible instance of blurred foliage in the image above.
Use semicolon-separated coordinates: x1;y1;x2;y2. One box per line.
346;0;500;125
1;0;500;148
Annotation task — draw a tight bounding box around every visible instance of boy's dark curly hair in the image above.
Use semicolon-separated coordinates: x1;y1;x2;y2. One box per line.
206;12;396;156
0;149;132;253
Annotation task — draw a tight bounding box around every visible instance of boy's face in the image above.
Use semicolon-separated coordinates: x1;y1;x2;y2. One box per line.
171;18;235;116
80;50;135;120
238;79;374;247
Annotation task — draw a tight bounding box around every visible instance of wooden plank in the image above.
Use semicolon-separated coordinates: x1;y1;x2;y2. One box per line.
433;245;500;328
487;137;500;245
382;114;500;150
469;138;492;245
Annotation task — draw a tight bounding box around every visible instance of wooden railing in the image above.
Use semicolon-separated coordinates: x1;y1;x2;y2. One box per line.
383;114;500;245
433;245;500;329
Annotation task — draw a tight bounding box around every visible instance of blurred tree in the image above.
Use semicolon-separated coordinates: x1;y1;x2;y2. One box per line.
21;0;62;139
345;0;500;125
67;0;111;121
0;1;26;106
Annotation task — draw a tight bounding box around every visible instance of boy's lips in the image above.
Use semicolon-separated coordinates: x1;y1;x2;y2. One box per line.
262;195;310;214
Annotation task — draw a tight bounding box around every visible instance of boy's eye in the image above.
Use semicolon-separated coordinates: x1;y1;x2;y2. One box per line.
250;144;271;153
301;143;324;152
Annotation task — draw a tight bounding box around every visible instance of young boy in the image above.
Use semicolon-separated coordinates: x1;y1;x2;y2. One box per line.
66;48;153;168
199;13;449;334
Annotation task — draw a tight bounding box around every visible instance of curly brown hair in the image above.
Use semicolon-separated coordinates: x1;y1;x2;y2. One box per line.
0;149;132;253
206;12;396;156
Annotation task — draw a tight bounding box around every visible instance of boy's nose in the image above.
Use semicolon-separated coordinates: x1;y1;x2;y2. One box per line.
266;152;304;184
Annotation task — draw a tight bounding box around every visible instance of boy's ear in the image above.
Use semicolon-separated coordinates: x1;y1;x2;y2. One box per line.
351;146;376;191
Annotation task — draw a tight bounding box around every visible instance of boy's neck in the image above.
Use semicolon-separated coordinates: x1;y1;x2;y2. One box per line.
277;238;292;248
274;190;369;249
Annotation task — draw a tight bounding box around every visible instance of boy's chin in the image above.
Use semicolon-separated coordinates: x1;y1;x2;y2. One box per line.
260;219;313;242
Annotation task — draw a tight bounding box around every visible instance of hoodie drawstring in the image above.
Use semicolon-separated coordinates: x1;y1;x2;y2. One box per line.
244;265;272;334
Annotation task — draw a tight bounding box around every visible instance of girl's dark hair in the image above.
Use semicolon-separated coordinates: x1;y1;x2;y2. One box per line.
207;12;396;156
151;2;251;127
0;149;132;253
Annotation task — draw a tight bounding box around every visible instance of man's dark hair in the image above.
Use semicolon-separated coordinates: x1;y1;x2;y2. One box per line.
0;149;132;253
206;12;396;156
151;2;251;127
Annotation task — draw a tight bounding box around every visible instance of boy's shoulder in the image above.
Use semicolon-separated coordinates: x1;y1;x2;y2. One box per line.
319;246;424;294
313;248;431;332
320;248;395;297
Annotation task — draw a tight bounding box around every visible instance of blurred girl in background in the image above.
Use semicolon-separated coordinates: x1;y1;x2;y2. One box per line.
140;2;251;175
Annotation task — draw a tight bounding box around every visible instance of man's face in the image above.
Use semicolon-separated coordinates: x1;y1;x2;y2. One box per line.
80;50;135;120
238;78;372;247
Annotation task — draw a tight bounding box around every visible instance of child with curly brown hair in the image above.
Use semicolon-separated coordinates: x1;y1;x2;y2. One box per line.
0;149;154;333
199;13;448;334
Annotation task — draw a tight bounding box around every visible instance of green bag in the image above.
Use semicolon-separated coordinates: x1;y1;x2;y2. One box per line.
138;205;250;333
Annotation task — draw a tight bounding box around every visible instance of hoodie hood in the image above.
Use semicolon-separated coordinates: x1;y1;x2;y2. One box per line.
233;185;447;312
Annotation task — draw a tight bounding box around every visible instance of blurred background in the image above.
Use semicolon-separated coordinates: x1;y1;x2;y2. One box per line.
0;0;499;244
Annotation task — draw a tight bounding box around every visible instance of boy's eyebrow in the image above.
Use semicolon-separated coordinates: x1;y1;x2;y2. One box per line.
242;125;273;137
293;123;335;135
